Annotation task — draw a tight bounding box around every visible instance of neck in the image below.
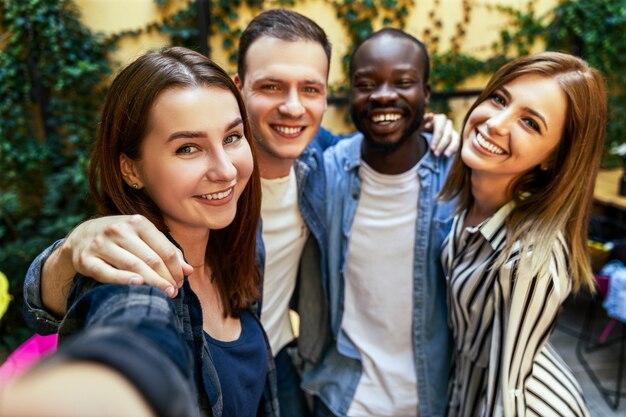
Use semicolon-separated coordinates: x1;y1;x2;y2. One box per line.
256;148;294;179
361;131;427;175
467;171;511;226
168;226;209;269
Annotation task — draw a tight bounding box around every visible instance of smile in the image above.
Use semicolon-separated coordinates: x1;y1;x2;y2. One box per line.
371;113;402;125
475;131;505;155
199;187;233;201
272;125;304;135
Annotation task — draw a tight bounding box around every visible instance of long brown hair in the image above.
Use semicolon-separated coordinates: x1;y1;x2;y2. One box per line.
89;47;261;316
440;52;607;291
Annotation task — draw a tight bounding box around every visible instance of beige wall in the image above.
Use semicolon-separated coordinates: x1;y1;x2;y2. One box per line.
74;0;557;133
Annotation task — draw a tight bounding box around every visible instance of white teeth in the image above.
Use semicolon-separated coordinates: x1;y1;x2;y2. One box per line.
274;125;303;135
371;113;401;124
476;132;504;155
201;188;233;201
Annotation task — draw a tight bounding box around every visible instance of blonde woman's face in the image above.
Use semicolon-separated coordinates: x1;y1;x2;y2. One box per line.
461;74;566;187
122;86;253;238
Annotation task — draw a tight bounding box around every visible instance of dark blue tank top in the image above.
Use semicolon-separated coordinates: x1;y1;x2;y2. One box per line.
204;310;268;417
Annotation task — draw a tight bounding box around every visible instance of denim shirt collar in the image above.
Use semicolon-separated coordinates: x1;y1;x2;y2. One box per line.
341;132;440;175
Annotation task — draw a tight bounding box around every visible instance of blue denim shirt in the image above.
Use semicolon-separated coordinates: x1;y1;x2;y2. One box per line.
301;132;455;417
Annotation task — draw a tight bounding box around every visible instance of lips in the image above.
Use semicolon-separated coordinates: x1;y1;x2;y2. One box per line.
371;112;402;125
474;130;506;155
198;187;233;201
271;124;305;138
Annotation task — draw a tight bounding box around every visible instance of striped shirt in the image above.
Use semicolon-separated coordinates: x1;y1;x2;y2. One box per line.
442;201;589;417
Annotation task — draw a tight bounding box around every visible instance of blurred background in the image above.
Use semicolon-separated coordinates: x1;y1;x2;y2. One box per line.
1;0;625;358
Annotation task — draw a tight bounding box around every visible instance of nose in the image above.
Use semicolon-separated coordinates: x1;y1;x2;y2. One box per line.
486;111;511;137
371;82;398;104
278;89;305;118
206;148;237;183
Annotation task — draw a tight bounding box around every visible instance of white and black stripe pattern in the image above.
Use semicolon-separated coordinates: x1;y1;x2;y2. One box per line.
442;202;589;417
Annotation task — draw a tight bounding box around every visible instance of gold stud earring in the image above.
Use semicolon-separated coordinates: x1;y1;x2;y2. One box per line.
132;183;139;189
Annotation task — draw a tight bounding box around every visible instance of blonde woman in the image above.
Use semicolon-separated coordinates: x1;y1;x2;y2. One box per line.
440;52;606;416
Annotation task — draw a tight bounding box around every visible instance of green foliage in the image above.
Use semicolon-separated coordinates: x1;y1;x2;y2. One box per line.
545;0;626;167
0;0;114;350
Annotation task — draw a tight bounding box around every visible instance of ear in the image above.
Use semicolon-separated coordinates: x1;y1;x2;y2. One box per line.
119;154;143;189
233;73;243;90
423;83;431;106
540;149;559;171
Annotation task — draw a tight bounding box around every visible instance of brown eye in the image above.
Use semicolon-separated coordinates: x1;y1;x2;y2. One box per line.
491;93;506;106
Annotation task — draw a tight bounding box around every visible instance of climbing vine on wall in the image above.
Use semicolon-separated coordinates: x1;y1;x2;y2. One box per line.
0;0;114;351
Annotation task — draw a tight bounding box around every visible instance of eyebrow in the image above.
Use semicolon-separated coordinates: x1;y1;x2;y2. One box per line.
253;77;325;86
500;86;548;131
167;118;243;141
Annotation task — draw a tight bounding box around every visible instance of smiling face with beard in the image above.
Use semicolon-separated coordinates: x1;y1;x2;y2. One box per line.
350;32;430;161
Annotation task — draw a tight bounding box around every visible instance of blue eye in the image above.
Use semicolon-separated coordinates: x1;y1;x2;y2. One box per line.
224;133;242;145
176;145;197;154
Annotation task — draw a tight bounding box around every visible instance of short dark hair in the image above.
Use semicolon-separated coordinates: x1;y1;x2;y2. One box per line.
237;9;331;83
349;28;430;84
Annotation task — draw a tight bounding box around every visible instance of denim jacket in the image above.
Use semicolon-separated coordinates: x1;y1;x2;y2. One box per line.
301;132;455;417
30;237;280;417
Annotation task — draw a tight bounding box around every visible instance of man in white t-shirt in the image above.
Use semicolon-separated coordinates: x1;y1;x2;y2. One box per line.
304;29;457;417
23;13;458;417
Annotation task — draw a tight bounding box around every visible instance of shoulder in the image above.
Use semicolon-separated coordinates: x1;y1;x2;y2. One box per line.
323;132;362;162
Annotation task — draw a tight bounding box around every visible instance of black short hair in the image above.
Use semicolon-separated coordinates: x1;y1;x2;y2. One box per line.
237;9;332;83
349;28;430;84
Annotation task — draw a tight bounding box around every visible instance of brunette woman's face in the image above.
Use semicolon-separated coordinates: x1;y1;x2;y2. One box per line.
122;86;253;236
461;74;566;186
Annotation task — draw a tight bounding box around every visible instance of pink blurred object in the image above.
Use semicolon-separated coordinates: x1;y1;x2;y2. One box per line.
0;334;57;385
595;273;610;297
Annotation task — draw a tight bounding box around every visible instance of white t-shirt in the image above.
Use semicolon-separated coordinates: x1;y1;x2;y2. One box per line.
260;167;309;356
343;161;421;417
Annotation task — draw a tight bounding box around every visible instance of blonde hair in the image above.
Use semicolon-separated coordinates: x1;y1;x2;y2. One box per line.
440;52;607;292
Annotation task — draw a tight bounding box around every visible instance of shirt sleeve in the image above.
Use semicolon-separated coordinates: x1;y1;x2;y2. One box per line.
499;238;570;416
23;239;65;334
54;281;199;417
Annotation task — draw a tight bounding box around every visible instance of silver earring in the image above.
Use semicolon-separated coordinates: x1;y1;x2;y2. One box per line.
132;183;139;189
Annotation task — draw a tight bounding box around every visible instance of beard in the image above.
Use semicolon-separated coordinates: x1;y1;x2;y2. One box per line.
351;101;425;156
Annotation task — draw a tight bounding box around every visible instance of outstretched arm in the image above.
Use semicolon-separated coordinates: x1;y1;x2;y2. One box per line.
8;282;198;417
0;361;156;417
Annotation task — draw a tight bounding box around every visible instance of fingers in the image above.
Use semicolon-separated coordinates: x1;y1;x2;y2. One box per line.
428;114;449;156
442;121;460;157
66;215;191;298
428;114;460;157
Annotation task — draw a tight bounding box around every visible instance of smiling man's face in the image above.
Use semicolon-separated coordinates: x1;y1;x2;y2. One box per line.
350;34;430;154
236;36;328;178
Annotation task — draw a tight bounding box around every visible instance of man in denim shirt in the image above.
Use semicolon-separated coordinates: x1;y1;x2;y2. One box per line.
303;29;456;417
